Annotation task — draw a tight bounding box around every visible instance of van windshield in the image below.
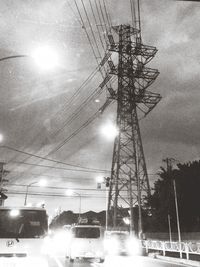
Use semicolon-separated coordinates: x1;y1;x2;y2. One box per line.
73;227;100;238
0;209;48;238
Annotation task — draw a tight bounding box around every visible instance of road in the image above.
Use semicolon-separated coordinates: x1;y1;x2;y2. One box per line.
49;255;192;267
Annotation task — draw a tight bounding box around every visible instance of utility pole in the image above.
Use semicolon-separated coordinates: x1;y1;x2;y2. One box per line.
163;158;182;258
168;214;172;243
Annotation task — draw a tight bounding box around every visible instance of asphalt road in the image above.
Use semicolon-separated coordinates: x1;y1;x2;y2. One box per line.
50;255;193;267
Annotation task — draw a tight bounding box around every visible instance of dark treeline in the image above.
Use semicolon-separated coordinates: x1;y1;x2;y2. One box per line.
144;160;200;232
49;210;107;229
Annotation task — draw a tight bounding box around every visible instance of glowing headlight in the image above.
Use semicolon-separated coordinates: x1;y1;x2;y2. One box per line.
104;237;120;254
52;231;70;253
41;236;54;255
9;209;20;217
43;230;71;256
126;237;141;255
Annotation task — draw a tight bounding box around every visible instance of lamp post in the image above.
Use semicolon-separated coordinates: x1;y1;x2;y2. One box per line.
65;189;82;219
24;179;47;206
0;55;28;62
100;122;118;141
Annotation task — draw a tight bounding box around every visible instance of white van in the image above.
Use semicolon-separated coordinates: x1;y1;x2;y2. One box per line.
68;224;105;263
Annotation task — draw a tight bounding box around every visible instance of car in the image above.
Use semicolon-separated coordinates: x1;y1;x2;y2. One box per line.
104;230;140;256
48;226;71;257
67;223;105;263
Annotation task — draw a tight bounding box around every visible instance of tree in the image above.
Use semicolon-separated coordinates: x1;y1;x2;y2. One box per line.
145;160;200;232
175;161;200;231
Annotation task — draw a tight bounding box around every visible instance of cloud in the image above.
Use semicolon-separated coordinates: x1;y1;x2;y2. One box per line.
142;89;200;146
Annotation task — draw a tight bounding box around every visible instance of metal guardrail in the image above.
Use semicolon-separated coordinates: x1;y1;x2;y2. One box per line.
141;240;200;260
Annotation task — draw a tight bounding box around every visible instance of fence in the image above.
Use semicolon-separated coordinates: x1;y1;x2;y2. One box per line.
141;240;200;260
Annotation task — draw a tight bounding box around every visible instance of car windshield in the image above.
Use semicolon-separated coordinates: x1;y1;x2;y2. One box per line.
0;209;48;238
73;227;100;238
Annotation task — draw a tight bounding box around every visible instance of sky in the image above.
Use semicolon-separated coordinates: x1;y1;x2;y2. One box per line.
0;0;200;217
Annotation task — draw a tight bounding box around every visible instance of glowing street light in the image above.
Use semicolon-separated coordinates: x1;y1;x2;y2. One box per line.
100;122;118;141
123;217;131;225
0;134;3;143
31;45;59;71
0;45;59;71
37;179;47;187
24;179;47;206
65;189;82;218
96;175;104;184
10;209;20;217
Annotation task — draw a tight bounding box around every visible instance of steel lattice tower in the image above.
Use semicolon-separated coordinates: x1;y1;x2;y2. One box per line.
105;24;161;235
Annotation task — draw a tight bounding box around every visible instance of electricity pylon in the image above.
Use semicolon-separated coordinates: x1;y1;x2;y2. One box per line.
104;24;161;236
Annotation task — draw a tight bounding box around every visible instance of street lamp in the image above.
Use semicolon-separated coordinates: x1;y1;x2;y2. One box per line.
100;122;118;141
65;189;82;219
31;45;59;71
0;45;59;71
24;179;47;206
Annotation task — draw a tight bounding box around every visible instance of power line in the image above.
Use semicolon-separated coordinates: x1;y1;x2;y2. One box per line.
73;0;110;90
7;191;108;198
43;0;113;141
46;103;110;156
7;171;95;181
11;161;109;173
74;0;101;65
88;0;106;52
102;0;112;29
51;75;115;138
81;0;103;59
48;66;100;136
51;84;104;137
6;66;101;176
66;0;84;27
8;183;107;191
10;88;112;182
1;145;106;172
6;0;111;181
97;0;109;34
94;0;108;44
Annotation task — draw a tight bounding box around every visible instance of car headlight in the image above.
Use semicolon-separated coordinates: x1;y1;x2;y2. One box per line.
126;237;141;255
104;237;120;254
52;231;70;253
41;236;54;255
